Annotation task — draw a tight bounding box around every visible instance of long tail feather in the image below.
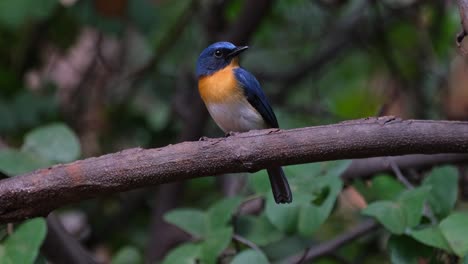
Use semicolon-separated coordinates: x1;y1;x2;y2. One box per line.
266;167;292;204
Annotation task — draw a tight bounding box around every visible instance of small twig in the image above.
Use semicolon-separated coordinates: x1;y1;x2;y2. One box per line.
41;213;98;264
237;196;264;216
389;159;438;224
259;0;368;86
95;32;118;73
6;223;13;235
389;159;414;189
285;220;379;263
232;234;262;253
126;0;198;80
341;154;468;184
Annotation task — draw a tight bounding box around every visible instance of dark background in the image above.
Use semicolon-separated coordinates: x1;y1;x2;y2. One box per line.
0;0;467;263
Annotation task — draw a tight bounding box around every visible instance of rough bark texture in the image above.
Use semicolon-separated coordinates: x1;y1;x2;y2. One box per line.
0;117;467;223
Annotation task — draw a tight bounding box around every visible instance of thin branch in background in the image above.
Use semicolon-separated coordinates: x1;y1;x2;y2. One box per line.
65;32;101;124
369;1;412;118
285;220;379;263
232;234;262;253
258;0;369;88
95;32;118;73
237;196;264;216
131;0;198;78
341;153;468;184
201;0;231;41
389;159;438;224
15;6;63;78
6;223;13;235
41;214;98;264
389;158;414;189
123;0;198;84
220;0;274;44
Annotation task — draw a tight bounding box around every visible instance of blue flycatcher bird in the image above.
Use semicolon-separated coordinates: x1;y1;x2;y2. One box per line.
196;41;292;204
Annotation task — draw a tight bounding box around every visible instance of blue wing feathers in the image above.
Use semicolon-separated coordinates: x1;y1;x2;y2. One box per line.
233;68;279;128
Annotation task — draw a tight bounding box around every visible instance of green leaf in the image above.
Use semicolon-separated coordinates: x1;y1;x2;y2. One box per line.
464;255;468;264
112;246;142;264
0;218;47;264
297;174;343;236
22;123;80;163
200;227;233;264
262;236;311;260
236;215;283;246
164;209;206;237
388;235;434;264
266;161;344;236
34;254;47;264
207;197;242;231
422;166;458;219
362;187;430;234
161;243;201;264
249;170;271;194
0;149;50;176
398;186;431;227
265;199;300;234
363;201;406;234
439;212;468;257
231;249;269;264
354;174;405;204
370;174;405;201
409;226;452;252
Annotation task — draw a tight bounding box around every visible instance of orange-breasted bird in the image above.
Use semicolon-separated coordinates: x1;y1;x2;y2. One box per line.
196;42;292;204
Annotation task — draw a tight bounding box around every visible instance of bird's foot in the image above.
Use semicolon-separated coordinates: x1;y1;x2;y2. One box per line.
225;131;239;137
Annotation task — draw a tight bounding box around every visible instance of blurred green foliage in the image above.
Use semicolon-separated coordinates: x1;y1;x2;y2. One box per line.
0;123;80;175
0;0;467;263
0;218;47;264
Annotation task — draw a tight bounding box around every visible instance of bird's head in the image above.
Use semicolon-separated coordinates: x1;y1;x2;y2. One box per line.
196;41;248;78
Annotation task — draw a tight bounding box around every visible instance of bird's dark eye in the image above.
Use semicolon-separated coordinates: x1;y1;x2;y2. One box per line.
214;50;223;58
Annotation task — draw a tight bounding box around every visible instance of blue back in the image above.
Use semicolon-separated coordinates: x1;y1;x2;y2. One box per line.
234;68;279;128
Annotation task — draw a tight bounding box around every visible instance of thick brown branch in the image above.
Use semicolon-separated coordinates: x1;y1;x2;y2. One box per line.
0;117;467;223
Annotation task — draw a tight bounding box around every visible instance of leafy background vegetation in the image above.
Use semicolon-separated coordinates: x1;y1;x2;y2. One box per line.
0;0;467;263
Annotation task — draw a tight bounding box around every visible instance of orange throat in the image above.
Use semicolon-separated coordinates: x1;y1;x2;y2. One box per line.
198;60;243;104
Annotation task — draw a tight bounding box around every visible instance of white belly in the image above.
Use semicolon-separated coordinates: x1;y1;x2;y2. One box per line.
206;99;268;133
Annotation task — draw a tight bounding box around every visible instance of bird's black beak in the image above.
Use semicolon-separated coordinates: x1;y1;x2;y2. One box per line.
227;46;248;58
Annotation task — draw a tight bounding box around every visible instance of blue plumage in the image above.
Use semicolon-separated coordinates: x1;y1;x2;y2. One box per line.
233;67;279;128
196;42;237;77
196;41;292;204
